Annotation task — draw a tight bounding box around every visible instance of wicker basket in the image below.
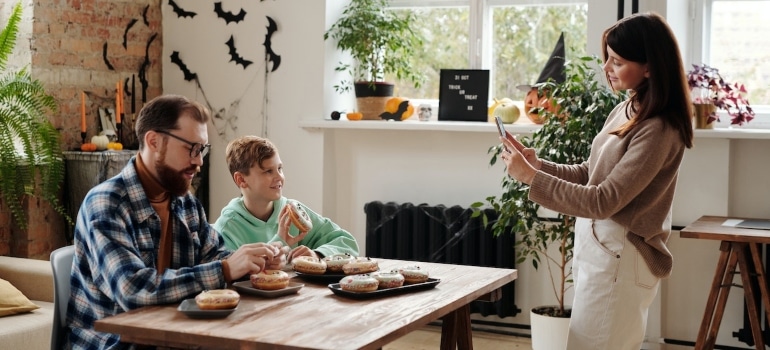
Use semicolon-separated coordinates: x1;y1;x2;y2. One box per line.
356;96;389;120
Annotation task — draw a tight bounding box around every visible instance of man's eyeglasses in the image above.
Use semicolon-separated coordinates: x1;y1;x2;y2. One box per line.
155;130;210;158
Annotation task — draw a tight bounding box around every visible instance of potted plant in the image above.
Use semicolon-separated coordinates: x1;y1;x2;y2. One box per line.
472;56;626;349
687;63;755;128
324;0;423;120
0;1;70;229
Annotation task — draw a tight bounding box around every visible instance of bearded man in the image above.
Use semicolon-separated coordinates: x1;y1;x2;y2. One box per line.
67;95;286;349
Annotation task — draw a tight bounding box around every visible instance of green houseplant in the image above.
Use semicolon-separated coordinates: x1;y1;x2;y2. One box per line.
472;55;626;347
324;0;423;119
0;2;69;229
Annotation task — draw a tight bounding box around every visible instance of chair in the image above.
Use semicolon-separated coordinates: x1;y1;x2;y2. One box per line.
50;245;74;350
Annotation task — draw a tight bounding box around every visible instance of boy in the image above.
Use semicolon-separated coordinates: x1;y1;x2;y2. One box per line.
214;136;359;261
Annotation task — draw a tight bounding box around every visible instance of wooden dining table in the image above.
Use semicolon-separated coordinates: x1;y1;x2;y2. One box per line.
681;215;770;350
94;258;517;350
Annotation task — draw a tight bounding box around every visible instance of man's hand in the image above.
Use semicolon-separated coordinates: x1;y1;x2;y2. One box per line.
265;243;291;270
225;242;280;279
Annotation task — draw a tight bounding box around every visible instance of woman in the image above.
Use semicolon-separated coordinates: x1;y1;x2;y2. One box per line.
499;12;693;350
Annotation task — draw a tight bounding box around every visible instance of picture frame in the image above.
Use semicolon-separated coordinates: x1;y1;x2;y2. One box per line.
99;108;117;132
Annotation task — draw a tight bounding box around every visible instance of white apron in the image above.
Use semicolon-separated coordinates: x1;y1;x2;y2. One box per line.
566;218;660;350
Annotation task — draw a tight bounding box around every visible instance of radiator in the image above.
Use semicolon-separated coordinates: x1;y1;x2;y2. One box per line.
364;201;520;318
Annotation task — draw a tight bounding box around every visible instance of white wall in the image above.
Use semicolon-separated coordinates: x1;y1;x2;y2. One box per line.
162;0;328;218
163;1;770;347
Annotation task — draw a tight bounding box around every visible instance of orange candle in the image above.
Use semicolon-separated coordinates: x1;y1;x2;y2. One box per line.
115;81;121;124
80;91;86;133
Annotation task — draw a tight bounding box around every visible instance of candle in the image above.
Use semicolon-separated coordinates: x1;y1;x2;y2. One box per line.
80;91;86;133
115;81;121;124
131;75;136;114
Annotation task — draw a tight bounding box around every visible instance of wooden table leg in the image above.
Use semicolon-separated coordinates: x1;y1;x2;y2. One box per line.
695;241;737;350
440;304;474;350
749;243;770;329
455;304;473;350
440;309;458;350
736;243;766;349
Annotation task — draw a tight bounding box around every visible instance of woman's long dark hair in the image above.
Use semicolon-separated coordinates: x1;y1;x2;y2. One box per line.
602;12;693;148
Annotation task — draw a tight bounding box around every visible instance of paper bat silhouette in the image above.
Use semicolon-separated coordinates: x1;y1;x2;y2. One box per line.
139;33;157;104
263;16;281;72
142;5;150;26
170;51;198;81
226;36;253;69
168;0;196;18
214;2;246;24
102;43;114;70
123;19;137;49
380;100;410;121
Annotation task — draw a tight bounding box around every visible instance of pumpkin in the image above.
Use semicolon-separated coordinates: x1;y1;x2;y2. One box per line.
80;143;97;152
107;142;123;151
91;135;110;150
384;97;414;120
346;111;363;121
488;97;514;122
524;89;562;124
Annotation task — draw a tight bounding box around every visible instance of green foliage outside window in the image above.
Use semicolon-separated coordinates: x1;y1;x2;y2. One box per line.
388;4;588;101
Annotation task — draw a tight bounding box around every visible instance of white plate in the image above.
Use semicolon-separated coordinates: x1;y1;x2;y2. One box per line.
231;281;304;298
177;299;237;319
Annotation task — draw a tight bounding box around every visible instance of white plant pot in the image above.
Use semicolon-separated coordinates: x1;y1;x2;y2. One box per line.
530;306;570;350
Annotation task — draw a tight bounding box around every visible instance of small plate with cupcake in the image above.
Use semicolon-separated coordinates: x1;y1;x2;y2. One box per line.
232;270;304;298
179;289;240;318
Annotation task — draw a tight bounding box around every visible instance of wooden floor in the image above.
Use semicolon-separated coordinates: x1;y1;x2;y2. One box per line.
383;325;532;350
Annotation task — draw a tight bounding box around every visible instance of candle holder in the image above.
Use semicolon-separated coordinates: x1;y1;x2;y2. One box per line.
81;131;87;145
116;119;122;144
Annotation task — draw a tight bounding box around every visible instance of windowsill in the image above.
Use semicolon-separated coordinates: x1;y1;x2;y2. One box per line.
300;119;770;140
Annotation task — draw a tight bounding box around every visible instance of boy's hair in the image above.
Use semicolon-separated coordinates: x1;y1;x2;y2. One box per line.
225;136;278;178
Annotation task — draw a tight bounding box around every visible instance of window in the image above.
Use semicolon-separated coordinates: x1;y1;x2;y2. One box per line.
694;0;770;127
388;0;587;103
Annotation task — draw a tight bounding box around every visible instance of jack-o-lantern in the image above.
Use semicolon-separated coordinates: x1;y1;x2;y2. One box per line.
524;88;562;124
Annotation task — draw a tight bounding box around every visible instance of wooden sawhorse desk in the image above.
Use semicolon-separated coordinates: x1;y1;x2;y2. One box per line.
681;215;770;350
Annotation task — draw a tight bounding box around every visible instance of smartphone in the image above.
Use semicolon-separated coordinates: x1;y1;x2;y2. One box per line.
495;116;507;138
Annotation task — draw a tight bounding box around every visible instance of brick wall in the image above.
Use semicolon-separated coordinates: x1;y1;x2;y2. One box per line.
0;0;163;258
31;0;163;150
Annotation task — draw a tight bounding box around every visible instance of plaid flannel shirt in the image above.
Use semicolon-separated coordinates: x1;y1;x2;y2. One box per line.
66;157;231;349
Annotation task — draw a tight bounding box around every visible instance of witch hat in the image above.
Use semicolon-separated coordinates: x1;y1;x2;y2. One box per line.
517;32;566;92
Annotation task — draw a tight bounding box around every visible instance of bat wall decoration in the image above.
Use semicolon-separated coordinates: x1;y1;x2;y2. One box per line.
226;36;253;69
170;51;198;81
123;19;137;49
168;0;196;18
139;33;158;104
263;16;281;72
102;42;114;70
142;5;150;26
214;2;246;24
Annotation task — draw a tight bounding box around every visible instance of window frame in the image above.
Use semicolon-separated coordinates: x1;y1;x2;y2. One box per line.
690;0;768;128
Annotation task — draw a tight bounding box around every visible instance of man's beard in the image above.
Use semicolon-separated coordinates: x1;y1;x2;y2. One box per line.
155;149;199;196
